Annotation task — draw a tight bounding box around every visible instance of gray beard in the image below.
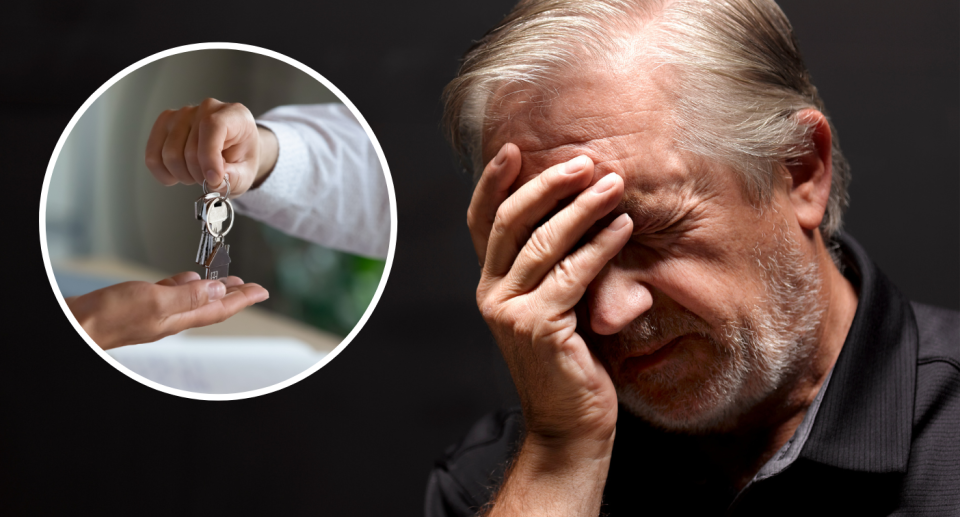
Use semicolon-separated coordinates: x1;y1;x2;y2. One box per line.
605;225;825;433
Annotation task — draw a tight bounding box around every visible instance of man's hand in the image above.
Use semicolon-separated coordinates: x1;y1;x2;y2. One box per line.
469;143;633;516
145;98;279;196
66;272;269;350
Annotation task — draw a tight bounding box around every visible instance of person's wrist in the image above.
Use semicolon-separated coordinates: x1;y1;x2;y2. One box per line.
522;427;616;471
487;431;614;517
67;293;117;350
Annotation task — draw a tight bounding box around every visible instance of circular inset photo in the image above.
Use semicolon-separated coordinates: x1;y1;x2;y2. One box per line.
40;43;396;400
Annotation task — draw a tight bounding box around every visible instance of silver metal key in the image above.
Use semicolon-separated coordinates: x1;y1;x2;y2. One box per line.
206;200;228;236
197;228;215;266
195;192;220;221
196;228;208;264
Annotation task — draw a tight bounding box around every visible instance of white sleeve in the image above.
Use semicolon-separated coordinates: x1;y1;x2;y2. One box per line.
231;104;390;259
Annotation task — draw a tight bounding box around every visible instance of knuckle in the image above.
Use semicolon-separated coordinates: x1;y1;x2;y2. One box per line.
489;218;507;241
490;220;509;246
478;296;498;322
173;107;194;125
466;206;480;231
553;256;585;291
489;210;512;243
144;153;162;170
199;111;227;133
477;291;506;324
494;203;511;226
198;114;217;130
226;102;250;117
160;146;180;164
477;290;531;337
190;285;205;310
183;146;198;164
526;225;553;261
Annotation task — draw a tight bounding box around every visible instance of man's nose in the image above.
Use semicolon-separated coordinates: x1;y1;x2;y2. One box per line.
588;265;653;335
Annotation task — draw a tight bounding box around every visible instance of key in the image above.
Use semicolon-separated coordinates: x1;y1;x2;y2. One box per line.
196;228;208;264
195;192;220;221
204;241;231;280
206;199;229;236
197;228;215;266
194;192;222;265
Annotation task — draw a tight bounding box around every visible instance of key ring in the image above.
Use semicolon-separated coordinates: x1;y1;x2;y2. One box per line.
202;175;231;198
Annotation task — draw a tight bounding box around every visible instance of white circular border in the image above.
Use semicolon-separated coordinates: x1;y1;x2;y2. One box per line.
38;43;398;401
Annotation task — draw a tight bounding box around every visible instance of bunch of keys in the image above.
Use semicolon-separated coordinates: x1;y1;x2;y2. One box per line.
194;178;235;280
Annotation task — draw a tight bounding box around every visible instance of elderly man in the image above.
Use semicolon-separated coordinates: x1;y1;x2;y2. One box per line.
426;0;959;515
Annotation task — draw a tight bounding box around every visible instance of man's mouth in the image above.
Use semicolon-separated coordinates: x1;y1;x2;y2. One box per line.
622;335;685;370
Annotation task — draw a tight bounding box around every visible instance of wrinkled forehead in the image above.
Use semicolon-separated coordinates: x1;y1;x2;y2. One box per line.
481;61;687;194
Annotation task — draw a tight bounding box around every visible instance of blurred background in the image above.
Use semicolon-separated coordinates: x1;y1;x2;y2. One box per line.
6;0;958;515
45;48;388;393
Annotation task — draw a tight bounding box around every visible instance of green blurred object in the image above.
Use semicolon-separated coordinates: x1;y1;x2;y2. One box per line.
260;225;385;337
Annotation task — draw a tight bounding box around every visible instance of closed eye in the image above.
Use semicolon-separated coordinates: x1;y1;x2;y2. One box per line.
633;213;683;235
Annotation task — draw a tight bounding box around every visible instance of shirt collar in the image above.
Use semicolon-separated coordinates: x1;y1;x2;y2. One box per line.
798;233;918;473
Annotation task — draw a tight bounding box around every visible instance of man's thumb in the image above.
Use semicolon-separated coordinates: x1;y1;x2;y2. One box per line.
169;280;226;314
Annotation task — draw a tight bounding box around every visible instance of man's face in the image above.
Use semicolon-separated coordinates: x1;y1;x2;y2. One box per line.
483;62;824;432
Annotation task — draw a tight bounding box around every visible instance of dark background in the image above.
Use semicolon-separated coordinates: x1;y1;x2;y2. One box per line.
6;1;957;515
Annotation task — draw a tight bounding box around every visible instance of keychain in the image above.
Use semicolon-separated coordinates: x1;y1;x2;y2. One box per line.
194;178;235;280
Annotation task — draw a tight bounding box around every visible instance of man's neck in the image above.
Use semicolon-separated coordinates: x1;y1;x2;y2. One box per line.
697;235;859;491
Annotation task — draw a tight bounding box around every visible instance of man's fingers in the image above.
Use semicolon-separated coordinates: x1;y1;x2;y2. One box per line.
158;279;227;315
219;275;245;289
506;173;625;293
483;155;596;278
183;122;204;184
468;143;522;265
196;101;233;188
155;273;243;290
160;110;195;185
145;110;178;186
164;283;269;332
156;271;201;287
535;213;633;311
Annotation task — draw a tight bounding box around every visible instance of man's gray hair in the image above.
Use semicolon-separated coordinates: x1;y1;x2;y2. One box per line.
443;0;850;243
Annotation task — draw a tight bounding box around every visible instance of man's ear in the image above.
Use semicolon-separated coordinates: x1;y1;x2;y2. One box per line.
785;109;832;232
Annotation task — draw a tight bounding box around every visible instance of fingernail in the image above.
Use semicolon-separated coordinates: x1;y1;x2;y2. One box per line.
609;213;632;231
593;173;618;193
562;155;589;175
493;145;508;166
204;170;219;185
207;281;225;300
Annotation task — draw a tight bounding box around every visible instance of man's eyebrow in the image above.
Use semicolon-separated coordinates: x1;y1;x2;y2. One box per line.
618;194;693;234
578;203;675;244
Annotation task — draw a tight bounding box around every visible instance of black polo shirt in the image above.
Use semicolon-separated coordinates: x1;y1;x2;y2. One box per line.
426;234;960;516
